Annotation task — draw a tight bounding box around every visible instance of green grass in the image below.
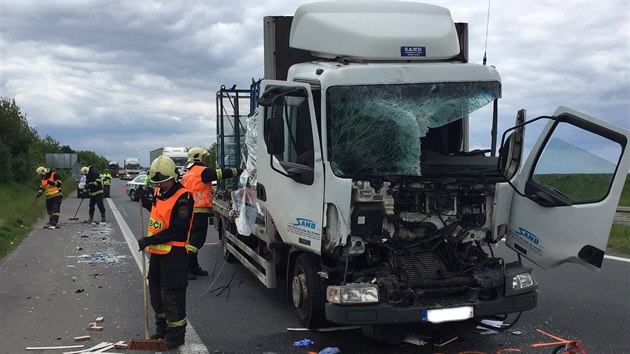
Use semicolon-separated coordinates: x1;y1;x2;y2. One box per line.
608;224;630;254
620;175;630;207
0;179;77;260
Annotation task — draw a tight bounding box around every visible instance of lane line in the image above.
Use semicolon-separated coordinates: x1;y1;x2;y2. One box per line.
605;254;630;263
106;198;209;354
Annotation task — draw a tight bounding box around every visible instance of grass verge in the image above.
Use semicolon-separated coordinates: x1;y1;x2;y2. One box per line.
607;224;630;255
0;179;77;260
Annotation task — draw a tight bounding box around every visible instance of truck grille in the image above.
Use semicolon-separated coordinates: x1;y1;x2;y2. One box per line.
399;252;446;284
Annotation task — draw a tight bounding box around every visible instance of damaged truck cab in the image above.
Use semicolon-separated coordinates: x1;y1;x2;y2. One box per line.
213;1;630;341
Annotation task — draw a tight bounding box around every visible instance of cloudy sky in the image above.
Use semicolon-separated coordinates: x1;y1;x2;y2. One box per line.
1;0;628;167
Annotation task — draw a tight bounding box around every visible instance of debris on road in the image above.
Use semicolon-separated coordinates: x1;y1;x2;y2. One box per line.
319;347;341;354
402;334;428;346
25;344;84;351
73;335;91;342
433;335;458;347
293;338;315;347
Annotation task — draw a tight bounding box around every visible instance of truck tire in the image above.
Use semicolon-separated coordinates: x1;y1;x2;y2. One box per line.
292;253;327;328
220;220;238;264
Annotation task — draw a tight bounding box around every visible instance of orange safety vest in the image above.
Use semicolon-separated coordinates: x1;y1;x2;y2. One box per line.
182;165;213;213
146;187;192;255
41;172;62;197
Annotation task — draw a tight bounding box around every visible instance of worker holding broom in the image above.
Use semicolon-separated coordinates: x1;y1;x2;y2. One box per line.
181;147;241;280
137;156;193;350
36;166;63;228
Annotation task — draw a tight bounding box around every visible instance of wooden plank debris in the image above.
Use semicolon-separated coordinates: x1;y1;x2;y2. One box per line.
62;341;111;354
26;345;84;351
113;341;128;349
73;335;91;342
87;325;104;331
95;316;104;323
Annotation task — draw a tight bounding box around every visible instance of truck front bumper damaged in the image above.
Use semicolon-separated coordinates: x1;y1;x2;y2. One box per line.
325;290;537;325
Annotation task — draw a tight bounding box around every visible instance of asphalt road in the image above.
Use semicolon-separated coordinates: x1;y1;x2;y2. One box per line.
1;179;629;353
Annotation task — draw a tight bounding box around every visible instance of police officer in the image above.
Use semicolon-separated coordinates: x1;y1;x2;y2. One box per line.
181;147;241;279
36;166;63;228
137;156;193;350
81;166;106;223
102;169;112;198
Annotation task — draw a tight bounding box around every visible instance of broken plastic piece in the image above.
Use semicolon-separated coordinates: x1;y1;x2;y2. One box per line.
292;338;315;347
319;347;341;354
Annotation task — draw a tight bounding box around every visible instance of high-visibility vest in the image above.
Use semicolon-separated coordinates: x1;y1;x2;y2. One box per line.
146;187;192;255
102;173;112;185
182;165;213;213
41;172;62;197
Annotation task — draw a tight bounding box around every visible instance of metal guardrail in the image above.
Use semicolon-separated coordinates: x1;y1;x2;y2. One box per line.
614;207;630;226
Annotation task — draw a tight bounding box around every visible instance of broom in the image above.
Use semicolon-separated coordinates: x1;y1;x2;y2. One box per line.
69;198;84;221
128;197;168;351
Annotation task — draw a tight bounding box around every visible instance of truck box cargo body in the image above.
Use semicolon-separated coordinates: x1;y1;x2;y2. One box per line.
150;147;188;177
212;1;630;341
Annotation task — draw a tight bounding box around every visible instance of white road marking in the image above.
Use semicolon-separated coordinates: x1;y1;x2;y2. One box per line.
605;254;630;263
106;198;209;354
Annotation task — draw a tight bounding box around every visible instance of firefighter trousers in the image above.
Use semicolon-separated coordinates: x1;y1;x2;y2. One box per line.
187;212;210;270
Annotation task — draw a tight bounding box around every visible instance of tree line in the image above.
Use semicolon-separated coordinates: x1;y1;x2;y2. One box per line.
0;97;109;185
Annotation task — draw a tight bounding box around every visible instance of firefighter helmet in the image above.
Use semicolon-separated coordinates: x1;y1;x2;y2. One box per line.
36;166;49;175
188;147;209;163
149;156;178;184
80;166;90;175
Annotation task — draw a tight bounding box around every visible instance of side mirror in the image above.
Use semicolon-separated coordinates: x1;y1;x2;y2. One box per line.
265;118;285;155
498;109;526;181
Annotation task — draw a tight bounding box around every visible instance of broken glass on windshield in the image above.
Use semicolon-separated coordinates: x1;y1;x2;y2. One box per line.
327;81;501;177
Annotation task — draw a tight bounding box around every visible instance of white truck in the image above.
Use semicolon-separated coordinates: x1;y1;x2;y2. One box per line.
121;157;142;180
150;147;189;177
212;2;630;343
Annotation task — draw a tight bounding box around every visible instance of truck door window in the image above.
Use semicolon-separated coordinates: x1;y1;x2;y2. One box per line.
529;121;622;204
269;92;314;168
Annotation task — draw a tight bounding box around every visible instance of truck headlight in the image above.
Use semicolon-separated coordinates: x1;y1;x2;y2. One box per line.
512;272;535;290
327;284;379;304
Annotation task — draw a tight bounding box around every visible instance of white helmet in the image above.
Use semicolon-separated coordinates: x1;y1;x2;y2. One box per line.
36;166;49;175
149;156;178;184
188;147;209;163
80;166;90;175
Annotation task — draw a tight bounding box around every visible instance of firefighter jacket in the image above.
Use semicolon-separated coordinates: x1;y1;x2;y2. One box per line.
86;169;104;197
41;172;62;198
182;164;241;214
146;183;193;255
102;172;112;186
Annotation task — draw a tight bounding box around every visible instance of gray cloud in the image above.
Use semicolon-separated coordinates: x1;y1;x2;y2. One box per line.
1;0;628;166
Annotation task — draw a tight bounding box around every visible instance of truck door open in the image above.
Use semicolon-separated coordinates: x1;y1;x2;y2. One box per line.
257;80;325;253
505;106;630;270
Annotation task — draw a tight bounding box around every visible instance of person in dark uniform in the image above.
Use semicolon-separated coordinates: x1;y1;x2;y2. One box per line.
181;147;242;279
81;166;106;223
137;156;193;350
36;166;63;228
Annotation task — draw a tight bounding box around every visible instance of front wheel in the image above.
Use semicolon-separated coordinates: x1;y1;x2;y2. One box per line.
129;189;137;201
292;253;327;328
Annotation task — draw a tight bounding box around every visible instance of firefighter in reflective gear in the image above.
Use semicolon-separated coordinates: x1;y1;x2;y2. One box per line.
181;147;242;279
81;166;106;223
102;169;112;198
36;166;63;227
137;156;193;350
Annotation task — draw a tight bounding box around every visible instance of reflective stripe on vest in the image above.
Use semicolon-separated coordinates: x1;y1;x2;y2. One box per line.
181;165;213;210
146;187;192;255
41;172;61;197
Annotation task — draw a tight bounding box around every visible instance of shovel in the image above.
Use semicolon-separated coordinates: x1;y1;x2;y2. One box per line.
16;195;39;224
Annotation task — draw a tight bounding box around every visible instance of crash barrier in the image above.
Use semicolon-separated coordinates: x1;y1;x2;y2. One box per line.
614;207;630;225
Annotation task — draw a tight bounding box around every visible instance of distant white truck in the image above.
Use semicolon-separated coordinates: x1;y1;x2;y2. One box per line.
121;157;142;180
212;1;630;344
149;147;189;177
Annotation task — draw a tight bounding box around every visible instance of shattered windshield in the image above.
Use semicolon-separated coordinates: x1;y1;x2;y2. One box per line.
327;81;501;177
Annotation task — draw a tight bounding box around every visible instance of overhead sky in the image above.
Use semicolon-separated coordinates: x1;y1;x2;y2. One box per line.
1;0;628;168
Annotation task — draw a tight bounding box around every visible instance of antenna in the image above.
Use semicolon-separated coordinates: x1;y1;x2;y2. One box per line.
483;0;491;65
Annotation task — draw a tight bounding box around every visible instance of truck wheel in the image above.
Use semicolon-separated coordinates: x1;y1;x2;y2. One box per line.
292;253;327;328
220;221;238;264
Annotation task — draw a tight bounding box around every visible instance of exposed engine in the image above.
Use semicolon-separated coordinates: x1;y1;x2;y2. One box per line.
331;178;505;306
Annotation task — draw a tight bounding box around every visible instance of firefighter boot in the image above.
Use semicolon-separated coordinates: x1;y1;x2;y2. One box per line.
100;213;106;223
45;216;53;227
150;315;166;340
188;252;208;277
165;324;186;350
87;213;94;224
51;215;59;227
